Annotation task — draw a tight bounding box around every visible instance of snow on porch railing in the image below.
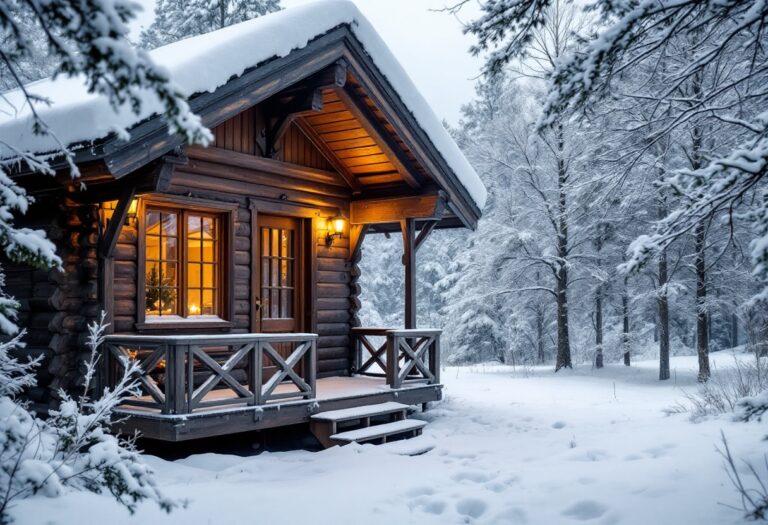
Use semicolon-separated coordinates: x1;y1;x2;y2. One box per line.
101;333;317;415
351;328;441;389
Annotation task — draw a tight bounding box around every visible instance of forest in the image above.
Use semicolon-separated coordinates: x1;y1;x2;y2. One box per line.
2;0;768;523
361;0;768;383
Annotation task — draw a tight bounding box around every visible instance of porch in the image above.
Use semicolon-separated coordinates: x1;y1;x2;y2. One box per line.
103;328;442;442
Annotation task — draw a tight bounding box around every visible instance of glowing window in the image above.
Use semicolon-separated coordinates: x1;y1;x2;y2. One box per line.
143;207;222;319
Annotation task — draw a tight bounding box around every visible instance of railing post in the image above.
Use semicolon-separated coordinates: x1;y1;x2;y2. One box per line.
165;343;187;415
254;339;264;406
306;337;317;399
430;335;440;385
386;331;399;388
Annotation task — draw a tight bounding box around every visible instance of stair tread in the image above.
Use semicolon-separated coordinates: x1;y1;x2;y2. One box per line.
331;419;427;443
311;402;409;422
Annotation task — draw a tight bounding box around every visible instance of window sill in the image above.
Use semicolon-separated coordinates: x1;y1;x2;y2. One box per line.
136;317;233;332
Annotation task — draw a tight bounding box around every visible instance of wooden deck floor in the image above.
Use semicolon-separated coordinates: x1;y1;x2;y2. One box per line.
114;375;443;441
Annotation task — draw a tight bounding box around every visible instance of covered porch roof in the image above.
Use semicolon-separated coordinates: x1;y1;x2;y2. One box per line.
0;1;486;228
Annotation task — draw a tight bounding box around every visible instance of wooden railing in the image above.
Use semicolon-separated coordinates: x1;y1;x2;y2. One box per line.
102;333;317;415
352;328;441;388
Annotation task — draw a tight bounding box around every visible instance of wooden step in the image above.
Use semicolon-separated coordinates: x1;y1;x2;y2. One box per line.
311;402;409;422
330;419;427;445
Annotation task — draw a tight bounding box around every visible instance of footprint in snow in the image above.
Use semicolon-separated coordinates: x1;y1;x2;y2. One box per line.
452;470;497;484
456;498;488;519
410;496;446;515
494;507;528;523
561;500;608;521
552;421;567;429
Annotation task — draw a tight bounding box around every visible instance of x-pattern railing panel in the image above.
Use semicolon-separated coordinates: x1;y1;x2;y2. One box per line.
352;328;441;389
260;340;315;402
190;343;255;410
103;334;317;414
106;343;167;406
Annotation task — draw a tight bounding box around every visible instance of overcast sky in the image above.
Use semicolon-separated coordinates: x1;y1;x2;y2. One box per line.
128;0;484;125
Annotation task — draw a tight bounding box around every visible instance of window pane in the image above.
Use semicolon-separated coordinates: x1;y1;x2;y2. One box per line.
202;217;215;240
202;263;215;288
188;289;201;316
160;289;176;315
261;228;269;256
280;289;292;318
161;262;177;285
271;259;279;287
162;213;177;237
202;290;215;315
145;234;160;261
271;228;278;259
270;289;279;318
188;263;201;288
202;240;214;262
146;212;160;235
144;209;179;316
164;236;177;261
187;215;201;261
280;259;288;287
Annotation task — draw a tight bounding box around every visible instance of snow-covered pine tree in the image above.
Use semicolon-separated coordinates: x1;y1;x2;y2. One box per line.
465;0;768;303
0;0;212;518
140;0;282;49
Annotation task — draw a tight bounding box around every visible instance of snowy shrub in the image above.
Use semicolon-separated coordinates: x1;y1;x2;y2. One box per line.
0;312;177;523
719;433;768;521
673;354;768;420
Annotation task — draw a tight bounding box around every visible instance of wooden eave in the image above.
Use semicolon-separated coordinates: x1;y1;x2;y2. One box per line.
23;25;481;229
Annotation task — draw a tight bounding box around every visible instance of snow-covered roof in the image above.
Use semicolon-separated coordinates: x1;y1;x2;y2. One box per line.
0;1;487;209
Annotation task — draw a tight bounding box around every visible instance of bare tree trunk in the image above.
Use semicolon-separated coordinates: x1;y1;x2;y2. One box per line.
659;245;671;381
555;124;572;371
594;233;604;369
536;307;545;364
731;311;739;348
695;221;711;381
622;277;631;366
595;286;604;368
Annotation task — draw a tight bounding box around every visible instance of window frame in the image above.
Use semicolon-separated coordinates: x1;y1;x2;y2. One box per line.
136;196;236;331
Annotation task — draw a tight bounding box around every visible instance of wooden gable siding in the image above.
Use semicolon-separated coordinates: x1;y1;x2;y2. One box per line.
213;107;257;155
211;107;336;173
278;122;335;171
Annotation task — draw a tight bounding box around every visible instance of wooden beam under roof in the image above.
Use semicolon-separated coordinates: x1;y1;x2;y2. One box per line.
350;193;446;225
333;86;423;189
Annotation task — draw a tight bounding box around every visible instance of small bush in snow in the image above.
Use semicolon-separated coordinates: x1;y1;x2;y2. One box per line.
719;433;768;521
0;312;177;523
672;354;768;420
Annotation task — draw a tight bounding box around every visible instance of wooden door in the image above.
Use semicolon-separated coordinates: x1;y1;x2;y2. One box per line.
257;215;306;384
257;215;303;333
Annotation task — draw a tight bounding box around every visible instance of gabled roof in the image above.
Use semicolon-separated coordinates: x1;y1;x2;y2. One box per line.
0;0;486;218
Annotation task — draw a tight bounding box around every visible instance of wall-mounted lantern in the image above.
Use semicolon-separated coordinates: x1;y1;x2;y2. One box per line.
127;197;139;224
325;215;346;246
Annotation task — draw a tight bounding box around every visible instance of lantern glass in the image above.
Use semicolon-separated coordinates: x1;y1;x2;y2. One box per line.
333;217;345;235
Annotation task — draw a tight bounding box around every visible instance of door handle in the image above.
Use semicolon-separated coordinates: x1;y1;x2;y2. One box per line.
254;298;262;312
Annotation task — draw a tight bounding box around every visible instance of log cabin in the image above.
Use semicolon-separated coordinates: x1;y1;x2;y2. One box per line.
0;1;486;446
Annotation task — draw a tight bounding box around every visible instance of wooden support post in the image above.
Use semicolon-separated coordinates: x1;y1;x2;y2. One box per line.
401;218;416;329
415;220;439;252
349;224;369;261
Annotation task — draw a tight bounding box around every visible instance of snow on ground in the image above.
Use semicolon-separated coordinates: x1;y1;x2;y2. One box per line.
13;353;767;524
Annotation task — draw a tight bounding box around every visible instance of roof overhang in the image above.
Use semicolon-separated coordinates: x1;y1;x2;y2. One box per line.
21;26;483;229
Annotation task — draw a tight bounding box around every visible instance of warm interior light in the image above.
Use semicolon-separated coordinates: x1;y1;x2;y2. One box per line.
333;217;345;235
325;215;345;246
127;197;139;219
189;303;200;315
